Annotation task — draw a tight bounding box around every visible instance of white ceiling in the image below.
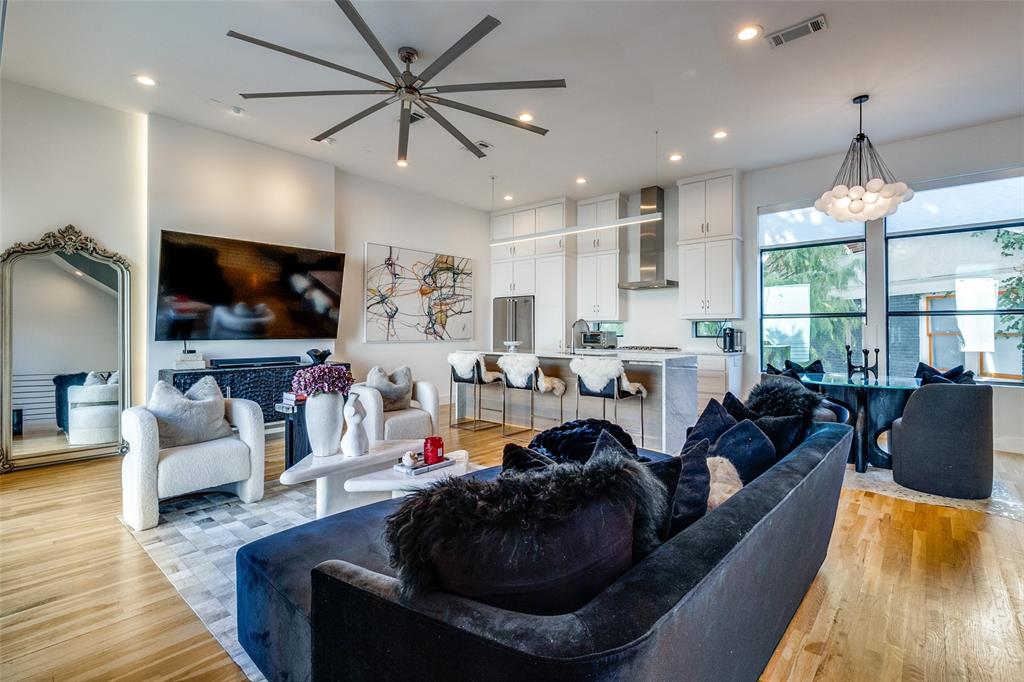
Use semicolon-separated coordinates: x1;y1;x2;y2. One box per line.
3;1;1022;211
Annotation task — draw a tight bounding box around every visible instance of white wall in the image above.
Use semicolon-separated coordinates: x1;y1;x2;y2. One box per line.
334;170;491;400
11;257;118;375
1;80;148;402
146;115;336;389
739;116;1024;452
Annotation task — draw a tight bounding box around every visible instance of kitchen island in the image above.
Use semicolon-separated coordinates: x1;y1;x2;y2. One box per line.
452;350;698;454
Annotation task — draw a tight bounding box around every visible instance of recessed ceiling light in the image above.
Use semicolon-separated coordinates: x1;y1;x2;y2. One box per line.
576;177;587;184
74;270;84;277
322;137;337;145
134;74;158;87
504;194;513;201
713;130;728;139
736;25;762;41
229;105;246;116
668;153;683;162
517;113;533;122
396;159;408;167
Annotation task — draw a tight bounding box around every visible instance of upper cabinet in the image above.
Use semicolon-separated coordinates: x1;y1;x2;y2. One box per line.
577;194;624;253
678;171;740;242
491;198;576;261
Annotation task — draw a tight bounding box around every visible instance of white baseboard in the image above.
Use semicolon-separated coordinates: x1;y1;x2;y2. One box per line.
994;436;1024;454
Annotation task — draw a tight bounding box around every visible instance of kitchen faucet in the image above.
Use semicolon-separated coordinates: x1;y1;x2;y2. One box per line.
569;318;590;355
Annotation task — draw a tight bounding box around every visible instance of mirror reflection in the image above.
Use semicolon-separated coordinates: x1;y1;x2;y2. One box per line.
10;252;122;459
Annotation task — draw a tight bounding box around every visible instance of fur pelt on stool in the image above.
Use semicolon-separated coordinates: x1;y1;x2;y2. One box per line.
446;352;501;383
496;354;540;388
569;357;647;397
536;368;566;396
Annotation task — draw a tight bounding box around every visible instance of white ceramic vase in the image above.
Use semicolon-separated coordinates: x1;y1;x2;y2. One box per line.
340;393;369;458
305;391;345;457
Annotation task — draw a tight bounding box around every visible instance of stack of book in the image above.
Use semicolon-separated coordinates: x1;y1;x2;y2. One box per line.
281;391;306;406
393;458;455;477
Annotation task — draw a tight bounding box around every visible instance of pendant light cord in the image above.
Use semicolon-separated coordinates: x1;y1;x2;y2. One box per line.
490;175;495;212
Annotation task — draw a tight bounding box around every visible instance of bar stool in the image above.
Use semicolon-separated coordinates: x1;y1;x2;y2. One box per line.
569;357;645;447
447;352;502;431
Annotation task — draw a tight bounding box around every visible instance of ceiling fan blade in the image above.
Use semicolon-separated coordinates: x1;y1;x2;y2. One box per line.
334;0;403;82
427;79;566;94
415;15;501;86
427;96;548;135
416;102;486;158
241;89;393;99
397;100;412;164
312;96;396;141
227;30;392;87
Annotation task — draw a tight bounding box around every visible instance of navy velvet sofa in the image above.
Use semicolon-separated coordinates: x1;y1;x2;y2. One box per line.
237;423;853;682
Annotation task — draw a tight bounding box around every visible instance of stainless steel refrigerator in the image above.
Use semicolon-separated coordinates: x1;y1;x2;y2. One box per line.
492;296;535;352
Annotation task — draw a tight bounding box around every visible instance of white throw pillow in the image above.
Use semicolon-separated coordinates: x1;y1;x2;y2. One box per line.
706;456;743;511
366;366;413;411
107;371;120;385
84;371;111;386
147;376;233;449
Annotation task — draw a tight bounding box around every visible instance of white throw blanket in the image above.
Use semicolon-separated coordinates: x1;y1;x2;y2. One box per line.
569;357;647;397
497;354;540;388
447;352;501;383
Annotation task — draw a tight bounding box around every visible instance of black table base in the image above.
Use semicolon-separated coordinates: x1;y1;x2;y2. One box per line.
820;384;913;472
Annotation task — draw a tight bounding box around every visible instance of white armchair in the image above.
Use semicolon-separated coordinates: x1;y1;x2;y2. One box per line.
349;381;439;442
67;383;120;445
121;398;265;531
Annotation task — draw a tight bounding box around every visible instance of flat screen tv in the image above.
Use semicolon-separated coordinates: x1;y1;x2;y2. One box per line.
155;230;344;341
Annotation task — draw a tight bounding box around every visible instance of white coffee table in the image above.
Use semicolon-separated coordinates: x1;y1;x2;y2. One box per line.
279;439;422;518
344;450;478;498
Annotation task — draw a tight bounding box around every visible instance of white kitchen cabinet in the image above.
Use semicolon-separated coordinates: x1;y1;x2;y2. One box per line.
491;260;514;297
511;209;536;257
677;172;739;242
577;251;621;320
512;259;535;295
577;195;622;253
677;239;741;319
535;202;569;255
490;213;516;261
534;255;575;351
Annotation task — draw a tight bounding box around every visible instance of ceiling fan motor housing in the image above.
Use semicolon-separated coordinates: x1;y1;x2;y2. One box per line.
398;46;419;64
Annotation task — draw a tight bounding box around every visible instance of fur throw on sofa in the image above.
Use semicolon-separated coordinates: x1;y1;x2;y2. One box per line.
745;379;824;425
707;456;743;510
384;441;666;601
528;418;638;463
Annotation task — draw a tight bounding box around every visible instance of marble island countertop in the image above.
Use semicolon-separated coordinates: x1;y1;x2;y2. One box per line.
474;349;698;365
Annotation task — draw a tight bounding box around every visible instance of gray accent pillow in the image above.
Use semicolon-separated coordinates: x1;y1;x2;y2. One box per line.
147;376;233;449
366;366;413;411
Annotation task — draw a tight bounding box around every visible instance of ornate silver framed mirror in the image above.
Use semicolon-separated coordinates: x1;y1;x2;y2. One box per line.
0;225;132;471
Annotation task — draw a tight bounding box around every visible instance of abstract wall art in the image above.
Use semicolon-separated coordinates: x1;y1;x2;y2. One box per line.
364;242;474;342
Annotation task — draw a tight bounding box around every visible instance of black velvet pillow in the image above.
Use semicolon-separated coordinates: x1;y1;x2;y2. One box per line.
709;420;777;485
915;362;976;384
385;438;666;615
684;399;737;449
593;431;680;541
671;439;711;535
528;418;638;463
745;379;824;425
785;359;825;374
501;443;555;473
765;363;783;375
722;392;804;458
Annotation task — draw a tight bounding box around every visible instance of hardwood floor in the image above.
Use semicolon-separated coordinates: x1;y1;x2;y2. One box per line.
1;410;1022;681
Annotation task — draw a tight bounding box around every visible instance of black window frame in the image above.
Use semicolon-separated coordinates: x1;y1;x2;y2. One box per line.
884;218;1024;385
758;235;868;373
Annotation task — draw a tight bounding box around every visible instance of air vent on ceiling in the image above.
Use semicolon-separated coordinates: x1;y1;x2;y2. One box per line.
766;14;828;48
396;110;427;124
461;140;494;153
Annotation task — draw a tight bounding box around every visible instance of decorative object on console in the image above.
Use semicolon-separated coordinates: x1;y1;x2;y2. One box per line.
146;377;234;449
845;345;880;378
365;366;413;410
339;394;369;458
292;364;354;457
815;94;914;222
227;0;566;166
306;348;332;365
365;243;473;342
383;432;665;615
914;361;976;384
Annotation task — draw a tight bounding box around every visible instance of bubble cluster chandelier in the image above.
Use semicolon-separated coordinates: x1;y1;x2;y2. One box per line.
815;95;913;222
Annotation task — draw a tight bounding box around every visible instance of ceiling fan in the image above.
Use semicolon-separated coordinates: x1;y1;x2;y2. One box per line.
228;0;567;166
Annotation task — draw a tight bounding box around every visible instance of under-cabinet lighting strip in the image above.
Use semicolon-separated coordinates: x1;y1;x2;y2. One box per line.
489;212;664;246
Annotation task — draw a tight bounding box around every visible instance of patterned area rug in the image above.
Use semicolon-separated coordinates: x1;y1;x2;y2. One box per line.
843;465;1024;523
127;481;317;681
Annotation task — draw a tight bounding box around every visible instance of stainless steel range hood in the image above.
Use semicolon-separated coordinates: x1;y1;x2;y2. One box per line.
619;185;677;290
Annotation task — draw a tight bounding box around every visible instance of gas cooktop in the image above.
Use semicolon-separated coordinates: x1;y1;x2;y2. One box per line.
616;345;682;352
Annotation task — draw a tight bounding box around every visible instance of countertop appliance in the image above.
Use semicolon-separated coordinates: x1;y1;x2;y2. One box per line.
580;330;618;349
492;296;534;353
619;185;677;290
717;327;745;353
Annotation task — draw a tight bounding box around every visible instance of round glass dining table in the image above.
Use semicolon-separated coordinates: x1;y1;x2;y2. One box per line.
799;373;921;472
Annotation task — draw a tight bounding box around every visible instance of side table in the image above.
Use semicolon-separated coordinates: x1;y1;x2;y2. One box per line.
274;402;310;469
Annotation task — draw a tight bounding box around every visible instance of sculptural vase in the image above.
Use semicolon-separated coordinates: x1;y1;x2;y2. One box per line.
305;392;345;457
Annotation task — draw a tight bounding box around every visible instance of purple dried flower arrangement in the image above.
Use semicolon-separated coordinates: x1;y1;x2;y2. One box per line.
291;364;353;397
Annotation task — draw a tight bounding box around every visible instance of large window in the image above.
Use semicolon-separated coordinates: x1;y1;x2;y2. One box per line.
759;207;866;372
886;173;1024;383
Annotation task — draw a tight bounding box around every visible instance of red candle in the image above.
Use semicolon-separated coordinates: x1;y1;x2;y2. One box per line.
423;436;444;465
